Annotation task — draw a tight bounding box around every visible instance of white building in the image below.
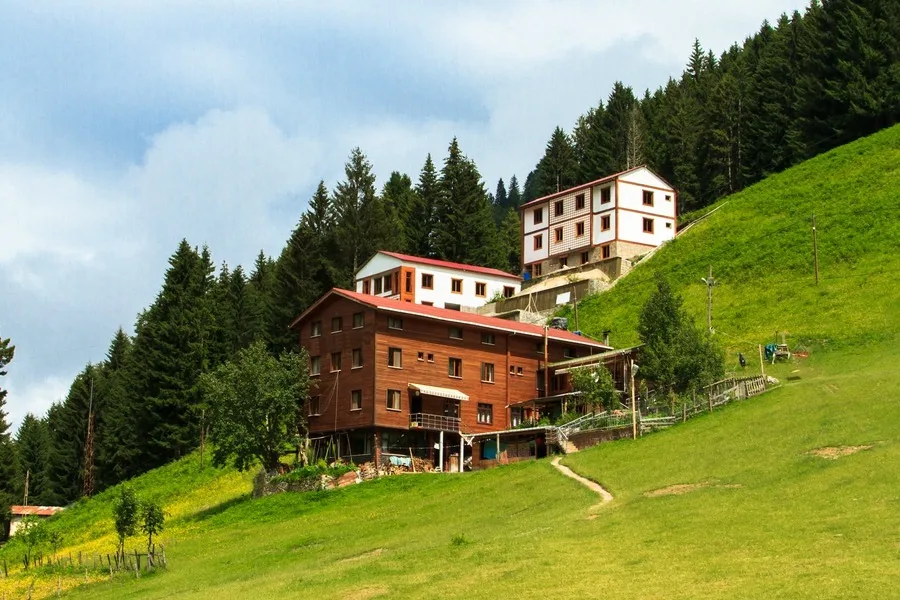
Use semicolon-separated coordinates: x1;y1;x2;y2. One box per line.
520;166;677;279
354;251;521;310
8;505;65;536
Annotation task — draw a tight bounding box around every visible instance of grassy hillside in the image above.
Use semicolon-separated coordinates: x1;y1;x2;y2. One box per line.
33;340;897;599
566;124;900;358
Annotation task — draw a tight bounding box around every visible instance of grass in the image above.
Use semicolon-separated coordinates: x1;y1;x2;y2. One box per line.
11;340;892;599
564;123;900;357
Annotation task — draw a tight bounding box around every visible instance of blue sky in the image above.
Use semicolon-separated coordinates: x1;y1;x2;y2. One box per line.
0;0;808;430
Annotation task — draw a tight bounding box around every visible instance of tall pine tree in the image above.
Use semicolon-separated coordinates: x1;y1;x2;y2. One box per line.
0;335;19;519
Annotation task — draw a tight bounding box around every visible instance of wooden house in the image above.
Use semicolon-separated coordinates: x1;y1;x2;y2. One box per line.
290;289;610;471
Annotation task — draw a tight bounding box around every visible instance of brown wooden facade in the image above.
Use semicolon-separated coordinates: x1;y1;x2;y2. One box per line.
292;289;610;467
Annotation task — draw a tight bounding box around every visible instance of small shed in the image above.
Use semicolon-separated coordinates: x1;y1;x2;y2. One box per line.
8;505;65;536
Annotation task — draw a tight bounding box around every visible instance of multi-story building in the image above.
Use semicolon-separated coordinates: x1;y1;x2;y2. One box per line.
520;166;677;280
290;288;610;470
354;251;520;310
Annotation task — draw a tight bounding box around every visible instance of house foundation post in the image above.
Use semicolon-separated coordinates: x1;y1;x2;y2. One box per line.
439;430;444;472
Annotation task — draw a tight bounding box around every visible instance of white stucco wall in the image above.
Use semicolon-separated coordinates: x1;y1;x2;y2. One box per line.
591;210;617;246
523;231;549;265
523;201;548;235
413;264;519;308
591;183;616;212
616;209;675;246
617;166;673;190
616;180;675;217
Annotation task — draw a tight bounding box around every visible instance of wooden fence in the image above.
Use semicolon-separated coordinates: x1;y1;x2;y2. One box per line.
639;375;769;433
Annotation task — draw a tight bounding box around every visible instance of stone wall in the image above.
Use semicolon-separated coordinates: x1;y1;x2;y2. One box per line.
253;469;362;498
567;426;632;451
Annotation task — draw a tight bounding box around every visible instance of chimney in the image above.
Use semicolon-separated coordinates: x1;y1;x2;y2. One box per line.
602;330;611;346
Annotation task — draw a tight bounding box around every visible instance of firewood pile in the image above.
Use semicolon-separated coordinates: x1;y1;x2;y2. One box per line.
357;456;435;479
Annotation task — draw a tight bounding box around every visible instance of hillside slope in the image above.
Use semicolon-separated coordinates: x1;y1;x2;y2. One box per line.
567;124;900;358
50;340;899;600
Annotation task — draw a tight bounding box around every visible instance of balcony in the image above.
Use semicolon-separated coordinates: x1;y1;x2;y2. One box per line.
409;413;460;432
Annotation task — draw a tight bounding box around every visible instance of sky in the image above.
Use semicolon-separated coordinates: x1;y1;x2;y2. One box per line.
0;0;808;432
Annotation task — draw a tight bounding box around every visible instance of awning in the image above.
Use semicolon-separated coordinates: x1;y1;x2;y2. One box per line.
408;383;469;402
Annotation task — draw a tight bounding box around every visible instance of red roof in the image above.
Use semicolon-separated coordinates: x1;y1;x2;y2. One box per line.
373;251;521;281
10;505;64;517
293;288;611;350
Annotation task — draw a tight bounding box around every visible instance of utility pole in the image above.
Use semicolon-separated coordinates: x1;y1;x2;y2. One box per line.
812;213;820;285
23;469;30;506
630;360;638;440
82;377;95;498
701;265;718;332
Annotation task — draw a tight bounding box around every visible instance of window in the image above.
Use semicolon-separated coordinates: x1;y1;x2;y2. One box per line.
481;332;495;345
576;221;585;237
308;395;321;416
310;355;321;376
534;235;543;250
446;302;461;311
666;222;672;229
388;316;403;330
353;312;364;328
421;273;434;289
386;389;401;411
643;190;654;206
330;351;342;372
475;282;487;297
509;365;516;375
601;215;611;231
477;403;493;424
665;194;672;202
422;301;434;306
537;369;545;392
451;278;463;293
383;275;393;292
575;193;586;210
427;353;435;363
352;348;363;368
405;271;412;293
533;264;542;277
581;251;590;265
374;278;383;294
448;357;462;378
564;346;577;359
535;342;544;355
331;316;342;333
350;390;362;411
510;407;523;427
517;366;524;376
643;218;654;233
554;227;563;243
503;286;515;298
449;326;463;340
554;200;564;216
481;362;495;383
388;347;402;368
533;207;543;224
363;280;371;294
600;186;611;204
310;321;322;337
559;257;568;268
602;244;611;259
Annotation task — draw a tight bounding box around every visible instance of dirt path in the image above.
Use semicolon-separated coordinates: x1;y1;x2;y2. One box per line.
552;456;613;505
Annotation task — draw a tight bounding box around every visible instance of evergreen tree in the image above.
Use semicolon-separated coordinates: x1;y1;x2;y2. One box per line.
605;82;640;172
248;250;276;348
332;148;386;286
0;335;19;519
534;127;578;197
500;208;522;275
46;365;97;504
16;414;50;505
507;175;522;208
95;328;139;489
521;170;540;204
382;172;418;252
408;154;439;257
433;138;505;268
492;178;508;224
128;240;217;469
573;102;614;182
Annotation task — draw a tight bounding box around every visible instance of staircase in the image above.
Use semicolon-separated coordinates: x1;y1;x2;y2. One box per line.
550;410;632;454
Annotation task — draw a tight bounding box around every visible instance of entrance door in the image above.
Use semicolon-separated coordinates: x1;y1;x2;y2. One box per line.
411;394;422;415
